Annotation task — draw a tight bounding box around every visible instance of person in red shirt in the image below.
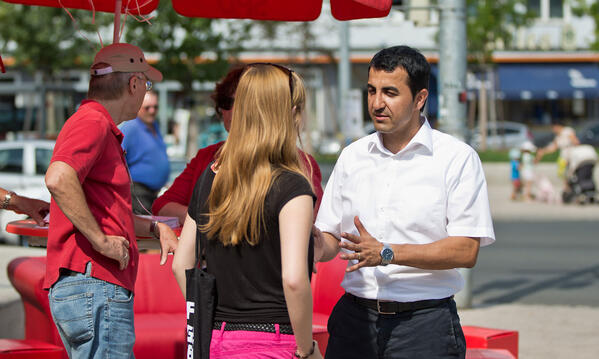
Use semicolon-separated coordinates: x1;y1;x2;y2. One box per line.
152;65;323;224
44;43;178;359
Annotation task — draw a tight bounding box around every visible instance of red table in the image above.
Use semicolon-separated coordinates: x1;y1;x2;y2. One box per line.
6;219;181;250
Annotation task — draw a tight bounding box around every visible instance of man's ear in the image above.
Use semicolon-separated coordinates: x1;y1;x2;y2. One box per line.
128;75;137;94
415;89;428;111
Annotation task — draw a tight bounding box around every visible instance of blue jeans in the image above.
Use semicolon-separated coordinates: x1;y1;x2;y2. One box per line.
49;262;135;359
325;293;466;359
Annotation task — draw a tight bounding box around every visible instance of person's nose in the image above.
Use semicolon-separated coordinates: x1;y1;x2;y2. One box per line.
370;92;385;113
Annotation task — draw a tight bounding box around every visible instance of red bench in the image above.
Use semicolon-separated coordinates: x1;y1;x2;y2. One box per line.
0;339;63;359
7;254;186;359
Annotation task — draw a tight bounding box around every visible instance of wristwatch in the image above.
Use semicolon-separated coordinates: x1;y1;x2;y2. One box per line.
1;191;15;209
380;244;394;266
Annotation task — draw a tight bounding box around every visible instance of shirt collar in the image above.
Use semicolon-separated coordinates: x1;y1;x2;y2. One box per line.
80;100;124;143
367;115;434;156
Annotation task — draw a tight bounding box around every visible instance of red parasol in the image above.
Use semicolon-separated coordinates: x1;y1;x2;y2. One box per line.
171;0;391;21
0;0;391;23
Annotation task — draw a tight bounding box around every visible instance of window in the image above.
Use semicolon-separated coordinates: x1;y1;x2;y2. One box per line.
549;0;563;18
0;148;24;174
529;0;564;19
527;0;541;16
35;148;53;175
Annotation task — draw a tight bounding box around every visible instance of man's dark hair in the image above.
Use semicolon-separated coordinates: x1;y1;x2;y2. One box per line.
368;46;430;99
211;65;247;117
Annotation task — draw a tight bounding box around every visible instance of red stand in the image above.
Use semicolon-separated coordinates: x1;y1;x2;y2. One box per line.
0;339;63;359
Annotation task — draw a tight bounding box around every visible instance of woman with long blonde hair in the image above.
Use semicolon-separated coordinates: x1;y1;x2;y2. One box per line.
173;64;322;359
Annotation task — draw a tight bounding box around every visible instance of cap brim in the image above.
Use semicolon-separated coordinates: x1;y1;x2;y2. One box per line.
144;66;163;82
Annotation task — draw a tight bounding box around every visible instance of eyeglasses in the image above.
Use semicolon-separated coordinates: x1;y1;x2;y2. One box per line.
247;63;294;100
134;75;153;92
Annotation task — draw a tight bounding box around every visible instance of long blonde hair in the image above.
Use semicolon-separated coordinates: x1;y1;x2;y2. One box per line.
201;64;310;246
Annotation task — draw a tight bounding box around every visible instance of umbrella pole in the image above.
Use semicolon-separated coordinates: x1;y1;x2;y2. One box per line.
113;0;122;44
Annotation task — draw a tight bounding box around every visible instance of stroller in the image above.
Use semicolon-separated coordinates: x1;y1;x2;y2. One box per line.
561;145;598;204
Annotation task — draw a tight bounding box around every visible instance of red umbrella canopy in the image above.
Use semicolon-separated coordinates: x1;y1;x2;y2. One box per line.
171;0;391;21
0;0;391;20
0;0;158;15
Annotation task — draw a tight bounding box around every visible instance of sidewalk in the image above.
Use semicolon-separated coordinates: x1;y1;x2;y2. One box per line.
1;162;598;357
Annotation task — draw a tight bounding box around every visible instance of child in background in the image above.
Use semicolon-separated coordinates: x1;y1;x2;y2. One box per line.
509;148;521;200
520;141;537;201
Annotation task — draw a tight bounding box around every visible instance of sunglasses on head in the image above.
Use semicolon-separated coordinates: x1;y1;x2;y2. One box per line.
248;62;294;100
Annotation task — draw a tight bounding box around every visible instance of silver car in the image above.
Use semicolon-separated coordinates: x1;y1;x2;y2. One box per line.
471;121;534;150
0;139;54;244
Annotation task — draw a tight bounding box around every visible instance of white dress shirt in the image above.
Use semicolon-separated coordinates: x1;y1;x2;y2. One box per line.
315;119;495;302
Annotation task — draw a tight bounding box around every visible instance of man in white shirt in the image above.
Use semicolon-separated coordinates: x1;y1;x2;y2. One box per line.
314;45;495;359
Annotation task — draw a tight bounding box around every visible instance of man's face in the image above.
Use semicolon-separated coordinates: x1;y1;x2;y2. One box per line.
137;92;158;125
367;67;426;138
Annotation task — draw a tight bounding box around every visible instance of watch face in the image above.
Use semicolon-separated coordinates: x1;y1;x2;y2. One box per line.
382;247;393;261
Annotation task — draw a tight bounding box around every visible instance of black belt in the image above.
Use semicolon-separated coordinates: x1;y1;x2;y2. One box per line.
213;321;293;335
346;293;451;314
60;268;82;277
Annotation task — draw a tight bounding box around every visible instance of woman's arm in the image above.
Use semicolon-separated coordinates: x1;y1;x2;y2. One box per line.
172;214;200;296
279;195;321;358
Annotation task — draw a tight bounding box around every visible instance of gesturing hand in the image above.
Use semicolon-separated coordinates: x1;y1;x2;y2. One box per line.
339;216;383;272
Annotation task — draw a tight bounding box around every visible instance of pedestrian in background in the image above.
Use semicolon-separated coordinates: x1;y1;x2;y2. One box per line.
509;147;521;200
520;141;537;202
535;119;580;181
120;90;170;214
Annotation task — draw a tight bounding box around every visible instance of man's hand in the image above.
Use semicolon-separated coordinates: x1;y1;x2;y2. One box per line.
156;222;178;265
92;235;130;270
339;216;383;272
11;195;49;226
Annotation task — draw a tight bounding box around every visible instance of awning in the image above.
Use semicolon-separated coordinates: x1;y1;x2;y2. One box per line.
497;63;599;100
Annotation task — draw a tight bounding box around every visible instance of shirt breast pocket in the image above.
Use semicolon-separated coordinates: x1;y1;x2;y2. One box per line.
390;185;445;234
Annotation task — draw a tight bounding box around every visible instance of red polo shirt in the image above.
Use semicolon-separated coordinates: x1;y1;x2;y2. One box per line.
44;100;138;292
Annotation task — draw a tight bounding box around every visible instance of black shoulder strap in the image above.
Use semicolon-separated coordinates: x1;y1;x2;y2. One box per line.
194;162;214;267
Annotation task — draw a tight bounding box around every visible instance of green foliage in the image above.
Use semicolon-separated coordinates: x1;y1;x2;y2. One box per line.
571;0;599;50
466;0;535;63
124;2;252;90
0;4;111;74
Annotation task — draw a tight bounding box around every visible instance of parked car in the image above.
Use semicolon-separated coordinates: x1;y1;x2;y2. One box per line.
470;121;534;150
577;120;599;147
0;139;54;244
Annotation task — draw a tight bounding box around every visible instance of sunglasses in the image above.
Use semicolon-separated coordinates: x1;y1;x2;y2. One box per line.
248;62;294;100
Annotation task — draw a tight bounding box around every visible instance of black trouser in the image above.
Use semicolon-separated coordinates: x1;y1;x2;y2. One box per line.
325;293;466;359
130;182;158;215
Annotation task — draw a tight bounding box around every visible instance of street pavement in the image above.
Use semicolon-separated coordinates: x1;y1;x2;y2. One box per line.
0;162;598;357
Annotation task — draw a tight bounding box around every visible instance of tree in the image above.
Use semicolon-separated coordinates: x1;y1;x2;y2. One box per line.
571;0;599;50
0;4;111;74
124;2;252;91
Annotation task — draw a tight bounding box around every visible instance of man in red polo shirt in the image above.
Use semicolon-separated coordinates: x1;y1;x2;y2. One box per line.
44;43;178;359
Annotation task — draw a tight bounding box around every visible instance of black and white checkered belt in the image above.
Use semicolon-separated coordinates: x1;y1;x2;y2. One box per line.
213;321;293;335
